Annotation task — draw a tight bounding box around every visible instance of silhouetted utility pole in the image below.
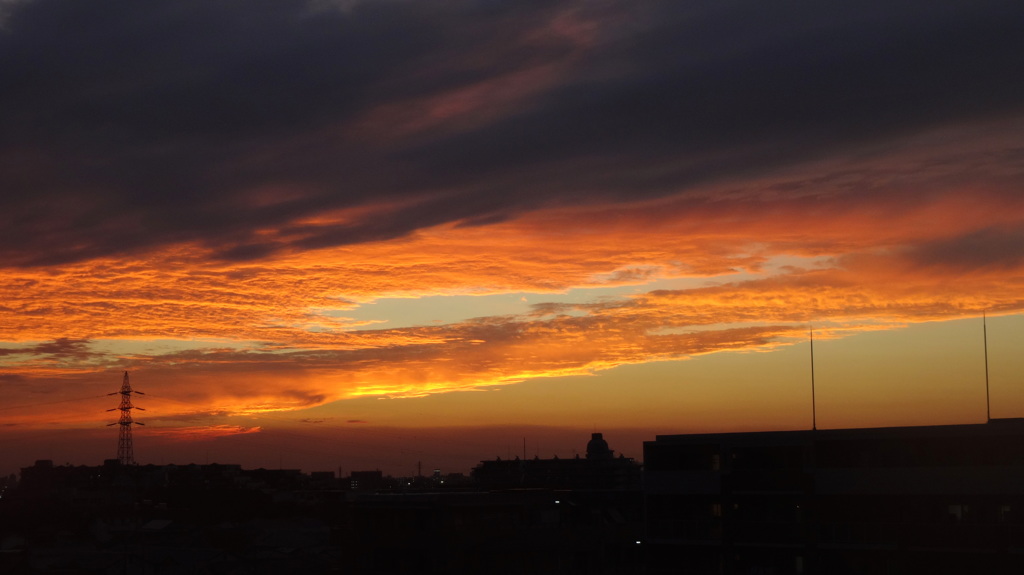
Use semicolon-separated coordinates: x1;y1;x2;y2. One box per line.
984;311;991;422
810;326;817;431
107;371;144;465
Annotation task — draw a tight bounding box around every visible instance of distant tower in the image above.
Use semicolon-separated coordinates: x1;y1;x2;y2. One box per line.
586;432;614;460
107;371;144;465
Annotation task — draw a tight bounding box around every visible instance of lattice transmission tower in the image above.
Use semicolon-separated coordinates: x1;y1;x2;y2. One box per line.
107;371;145;465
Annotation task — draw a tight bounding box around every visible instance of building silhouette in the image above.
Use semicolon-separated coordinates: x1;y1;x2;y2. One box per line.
472;433;642;491
347;432;644;574
4;433;645;574
643;419;1024;574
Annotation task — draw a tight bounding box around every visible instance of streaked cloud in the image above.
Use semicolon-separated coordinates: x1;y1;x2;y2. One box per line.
146;425;262;442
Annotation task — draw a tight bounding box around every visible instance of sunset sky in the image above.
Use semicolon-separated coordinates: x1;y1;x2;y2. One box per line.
2;0;1024;477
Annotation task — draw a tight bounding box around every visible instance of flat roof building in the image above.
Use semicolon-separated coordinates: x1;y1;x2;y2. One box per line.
644;419;1024;574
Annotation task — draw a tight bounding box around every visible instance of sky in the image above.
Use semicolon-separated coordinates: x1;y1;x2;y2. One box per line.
2;0;1024;477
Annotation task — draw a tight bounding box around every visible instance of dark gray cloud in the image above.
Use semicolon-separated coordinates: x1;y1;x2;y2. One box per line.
415;2;1024;194
1;0;1022;266
905;226;1024;272
0;338;96;359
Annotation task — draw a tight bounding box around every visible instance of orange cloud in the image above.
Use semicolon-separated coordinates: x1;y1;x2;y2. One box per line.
146;425;262;442
3;121;1024;422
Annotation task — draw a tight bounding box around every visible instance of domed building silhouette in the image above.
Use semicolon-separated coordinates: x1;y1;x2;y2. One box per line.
586;432;614;460
473;432;640;490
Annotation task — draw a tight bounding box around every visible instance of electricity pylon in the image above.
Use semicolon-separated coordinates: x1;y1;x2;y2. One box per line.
107;371;144;465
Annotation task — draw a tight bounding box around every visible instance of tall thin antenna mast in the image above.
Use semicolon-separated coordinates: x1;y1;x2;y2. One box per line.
810;326;817;431
107;371;145;465
984;311;991;423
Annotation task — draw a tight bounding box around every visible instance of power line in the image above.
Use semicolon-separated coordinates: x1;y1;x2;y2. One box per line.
0;394;108;411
